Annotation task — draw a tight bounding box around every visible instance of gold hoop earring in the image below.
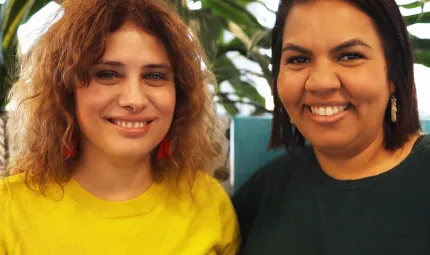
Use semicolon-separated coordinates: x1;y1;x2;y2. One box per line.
391;94;397;123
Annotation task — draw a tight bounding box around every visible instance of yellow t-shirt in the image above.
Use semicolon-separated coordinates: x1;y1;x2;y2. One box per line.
0;172;240;254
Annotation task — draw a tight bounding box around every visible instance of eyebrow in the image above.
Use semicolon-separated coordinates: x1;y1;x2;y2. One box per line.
95;60;172;70
282;43;312;55
331;39;370;54
282;39;370;55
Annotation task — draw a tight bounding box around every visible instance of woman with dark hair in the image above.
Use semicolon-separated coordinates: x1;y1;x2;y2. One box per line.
0;0;240;253
233;0;430;254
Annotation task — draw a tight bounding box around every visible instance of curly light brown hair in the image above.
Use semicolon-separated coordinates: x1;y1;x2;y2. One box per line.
7;0;221;192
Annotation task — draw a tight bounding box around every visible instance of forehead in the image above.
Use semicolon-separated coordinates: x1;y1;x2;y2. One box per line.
102;21;170;63
282;0;382;49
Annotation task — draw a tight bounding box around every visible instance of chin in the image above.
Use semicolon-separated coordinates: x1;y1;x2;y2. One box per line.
106;145;153;159
307;135;354;153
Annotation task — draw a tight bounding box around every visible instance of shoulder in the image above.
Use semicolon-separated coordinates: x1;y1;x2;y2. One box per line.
415;134;430;155
191;171;232;206
0;173;44;211
408;134;430;167
0;173;57;207
1;174;28;245
163;170;233;209
0;173;27;195
186;171;238;225
405;134;430;165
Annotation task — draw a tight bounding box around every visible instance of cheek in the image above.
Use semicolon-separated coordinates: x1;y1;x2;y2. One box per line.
75;85;114;125
340;65;390;104
150;85;176;118
277;70;307;112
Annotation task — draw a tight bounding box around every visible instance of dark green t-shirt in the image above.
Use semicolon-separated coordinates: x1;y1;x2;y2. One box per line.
233;135;430;255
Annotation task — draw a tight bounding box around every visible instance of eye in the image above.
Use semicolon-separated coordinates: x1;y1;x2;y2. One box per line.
143;72;169;86
143;73;165;81
93;70;122;85
338;53;364;61
287;56;311;64
96;71;120;80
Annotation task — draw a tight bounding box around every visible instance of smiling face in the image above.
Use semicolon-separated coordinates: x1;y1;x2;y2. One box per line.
277;0;393;154
75;21;176;161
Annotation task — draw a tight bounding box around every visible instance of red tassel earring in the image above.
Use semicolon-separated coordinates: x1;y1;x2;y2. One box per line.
156;136;170;159
63;143;77;160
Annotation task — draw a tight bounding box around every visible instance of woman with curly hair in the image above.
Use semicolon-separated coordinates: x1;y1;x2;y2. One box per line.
0;0;240;254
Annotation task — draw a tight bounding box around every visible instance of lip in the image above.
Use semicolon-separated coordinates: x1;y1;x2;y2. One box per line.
305;102;350;107
106;119;153;138
306;106;349;125
106;116;155;122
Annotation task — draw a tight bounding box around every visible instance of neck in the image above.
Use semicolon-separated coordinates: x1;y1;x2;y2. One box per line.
72;146;154;202
314;133;420;180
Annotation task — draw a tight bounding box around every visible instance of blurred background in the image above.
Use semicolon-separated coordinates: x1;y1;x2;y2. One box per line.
1;0;429;192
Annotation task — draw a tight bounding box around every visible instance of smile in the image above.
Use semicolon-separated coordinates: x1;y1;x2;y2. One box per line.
111;120;148;129
106;118;153;137
308;104;350;116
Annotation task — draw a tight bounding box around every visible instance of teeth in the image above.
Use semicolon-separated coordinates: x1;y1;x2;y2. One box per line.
112;120;148;129
310;105;348;116
333;107;339;114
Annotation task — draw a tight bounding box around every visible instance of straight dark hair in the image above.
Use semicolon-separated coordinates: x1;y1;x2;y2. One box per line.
269;0;421;151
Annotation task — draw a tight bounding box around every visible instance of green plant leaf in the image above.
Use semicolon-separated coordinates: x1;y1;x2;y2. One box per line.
0;0;11;30
217;38;248;57
414;49;430;67
222;101;239;116
411;35;430;51
404;11;430;24
1;0;48;109
3;0;34;51
0;34;4;66
212;55;241;84
249;29;271;52
189;9;225;61
399;1;422;9
3;0;31;34
230;79;265;105
217;92;239;115
227;0;257;4
202;0;263;29
247;50;273;86
1;0;14;34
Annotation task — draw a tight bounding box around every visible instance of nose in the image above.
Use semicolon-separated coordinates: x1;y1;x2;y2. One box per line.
118;77;148;112
305;59;341;94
